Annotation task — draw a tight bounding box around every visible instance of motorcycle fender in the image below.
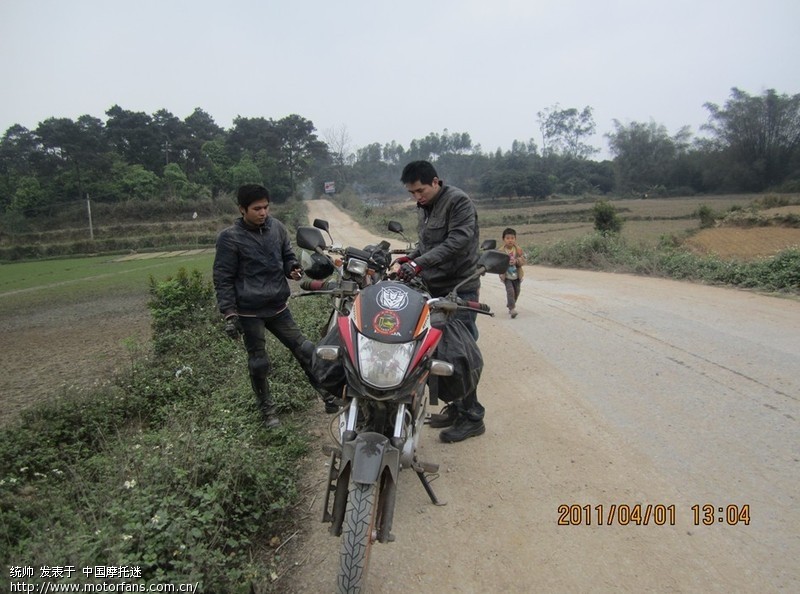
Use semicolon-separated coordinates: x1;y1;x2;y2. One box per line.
346;432;399;485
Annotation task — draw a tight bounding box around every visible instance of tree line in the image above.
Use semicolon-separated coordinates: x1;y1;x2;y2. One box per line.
1;87;798;229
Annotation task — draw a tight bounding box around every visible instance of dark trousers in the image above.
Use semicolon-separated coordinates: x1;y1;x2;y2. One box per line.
504;278;521;310
444;290;485;421
455;290;480;340
239;309;317;389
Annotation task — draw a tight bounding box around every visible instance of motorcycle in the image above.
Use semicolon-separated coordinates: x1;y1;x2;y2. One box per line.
294;221;509;593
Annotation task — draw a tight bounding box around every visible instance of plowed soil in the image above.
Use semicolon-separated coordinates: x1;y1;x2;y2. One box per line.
685;226;800;259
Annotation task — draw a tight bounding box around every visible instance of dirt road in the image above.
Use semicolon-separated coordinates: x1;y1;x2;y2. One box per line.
285;199;800;593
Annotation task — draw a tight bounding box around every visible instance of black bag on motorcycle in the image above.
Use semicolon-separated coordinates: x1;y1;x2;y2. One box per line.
433;318;483;402
311;325;347;397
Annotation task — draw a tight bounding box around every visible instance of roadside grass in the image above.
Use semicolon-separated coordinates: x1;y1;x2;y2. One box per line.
0;267;329;592
533;233;800;293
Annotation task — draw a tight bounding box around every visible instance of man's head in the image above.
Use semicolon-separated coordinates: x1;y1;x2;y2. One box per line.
401;160;441;206
237;184;270;227
502;227;517;247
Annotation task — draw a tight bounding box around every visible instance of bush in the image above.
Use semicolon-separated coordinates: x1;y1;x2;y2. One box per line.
592;200;623;234
695;204;716;228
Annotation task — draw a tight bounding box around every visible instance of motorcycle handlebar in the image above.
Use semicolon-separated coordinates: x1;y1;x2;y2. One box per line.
429;297;493;316
460;299;492;314
299;279;337;291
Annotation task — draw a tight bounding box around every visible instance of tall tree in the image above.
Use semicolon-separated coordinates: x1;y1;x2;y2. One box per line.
273;114;327;197
606;119;691;192
703;87;800;190
35;115;111;198
151;109;186;167
226;116;281;162
0;125;39;207
183;108;225;180
537;104;599;159
105;106;162;173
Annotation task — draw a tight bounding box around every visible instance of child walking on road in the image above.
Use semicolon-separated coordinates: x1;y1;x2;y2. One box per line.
499;228;527;318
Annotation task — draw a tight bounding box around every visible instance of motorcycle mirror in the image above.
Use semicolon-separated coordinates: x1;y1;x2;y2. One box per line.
478;249;510;274
388;220;403;234
313;218;329;232
388;220;413;249
449;249;510;296
480;239;497;250
296;226;326;252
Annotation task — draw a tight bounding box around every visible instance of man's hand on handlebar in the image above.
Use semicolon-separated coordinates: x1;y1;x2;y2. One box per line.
396;260;421;282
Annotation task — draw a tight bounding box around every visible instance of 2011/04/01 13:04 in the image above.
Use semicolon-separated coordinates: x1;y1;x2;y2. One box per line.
557;504;751;526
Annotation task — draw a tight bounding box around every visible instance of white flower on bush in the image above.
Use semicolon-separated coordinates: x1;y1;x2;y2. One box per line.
123;479;137;489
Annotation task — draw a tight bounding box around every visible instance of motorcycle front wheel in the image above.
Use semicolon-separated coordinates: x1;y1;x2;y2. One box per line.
337;481;379;593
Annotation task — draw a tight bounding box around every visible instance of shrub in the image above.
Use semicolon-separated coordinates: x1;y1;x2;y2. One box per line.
695;204;716;228
592;200;623;234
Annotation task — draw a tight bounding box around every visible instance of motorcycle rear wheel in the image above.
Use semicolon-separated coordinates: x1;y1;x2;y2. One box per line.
337;481;379;593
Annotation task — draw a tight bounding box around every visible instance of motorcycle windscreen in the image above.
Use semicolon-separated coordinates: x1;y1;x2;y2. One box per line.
353;282;429;344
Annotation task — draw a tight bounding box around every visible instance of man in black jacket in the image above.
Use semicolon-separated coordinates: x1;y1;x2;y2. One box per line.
213;184;325;428
396;161;486;443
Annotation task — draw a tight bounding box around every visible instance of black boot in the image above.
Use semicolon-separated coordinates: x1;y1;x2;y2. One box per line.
439;414;485;442
427;403;458;428
439;393;485;442
250;376;280;429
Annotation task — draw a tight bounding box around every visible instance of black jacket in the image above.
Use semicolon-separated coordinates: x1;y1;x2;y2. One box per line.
410;185;480;297
213;217;299;318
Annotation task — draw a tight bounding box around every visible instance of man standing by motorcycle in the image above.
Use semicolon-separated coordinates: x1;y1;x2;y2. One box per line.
213;183;327;428
396;161;486;442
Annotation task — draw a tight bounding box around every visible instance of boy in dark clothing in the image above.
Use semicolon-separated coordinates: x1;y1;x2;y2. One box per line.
213;184;328;428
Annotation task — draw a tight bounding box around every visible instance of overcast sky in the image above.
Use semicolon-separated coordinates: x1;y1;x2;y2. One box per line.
2;0;799;159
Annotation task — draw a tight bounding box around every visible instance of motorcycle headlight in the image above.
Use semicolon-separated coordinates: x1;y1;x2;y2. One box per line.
346;258;368;277
356;333;415;389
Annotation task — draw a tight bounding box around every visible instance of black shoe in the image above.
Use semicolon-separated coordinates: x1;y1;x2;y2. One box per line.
324;400;339;414
427;404;458;428
439;417;485;443
260;407;281;429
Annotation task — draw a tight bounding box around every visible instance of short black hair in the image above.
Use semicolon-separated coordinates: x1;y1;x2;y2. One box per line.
401;160;438;185
502;228;517;238
237;184;270;208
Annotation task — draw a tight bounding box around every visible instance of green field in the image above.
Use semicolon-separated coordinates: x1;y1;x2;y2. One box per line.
0;251;216;315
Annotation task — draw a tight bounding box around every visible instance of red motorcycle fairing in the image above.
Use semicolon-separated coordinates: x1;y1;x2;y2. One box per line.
337;281;444;388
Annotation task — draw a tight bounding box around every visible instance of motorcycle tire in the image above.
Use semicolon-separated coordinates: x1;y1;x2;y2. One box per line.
337;481;379;593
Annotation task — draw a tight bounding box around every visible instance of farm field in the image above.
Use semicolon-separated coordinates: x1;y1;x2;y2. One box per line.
476;194;800;255
0;250;215;425
685;226;800;259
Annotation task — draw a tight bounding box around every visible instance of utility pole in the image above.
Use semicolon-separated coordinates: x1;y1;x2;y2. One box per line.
86;194;94;240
